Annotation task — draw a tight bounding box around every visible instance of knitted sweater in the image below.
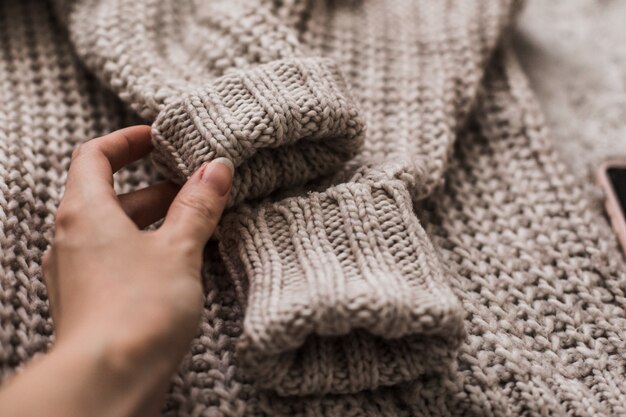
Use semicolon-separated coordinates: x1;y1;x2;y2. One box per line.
1;0;626;416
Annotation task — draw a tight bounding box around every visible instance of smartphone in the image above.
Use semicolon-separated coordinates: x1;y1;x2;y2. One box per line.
597;160;626;255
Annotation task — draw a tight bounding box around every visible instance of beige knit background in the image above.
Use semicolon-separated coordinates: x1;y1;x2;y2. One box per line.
1;1;626;416
516;0;626;178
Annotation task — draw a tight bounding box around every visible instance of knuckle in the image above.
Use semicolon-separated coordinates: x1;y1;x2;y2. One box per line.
178;237;203;259
71;143;90;161
157;229;201;260
176;195;219;223
52;231;74;250
71;142;98;162
55;201;84;231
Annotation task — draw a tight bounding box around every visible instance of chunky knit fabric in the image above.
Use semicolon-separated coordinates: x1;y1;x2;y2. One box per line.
1;0;626;416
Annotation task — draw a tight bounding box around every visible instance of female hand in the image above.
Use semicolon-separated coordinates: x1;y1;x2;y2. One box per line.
0;126;233;417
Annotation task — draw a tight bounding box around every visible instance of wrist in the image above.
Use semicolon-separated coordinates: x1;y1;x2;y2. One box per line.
0;330;173;417
52;329;174;417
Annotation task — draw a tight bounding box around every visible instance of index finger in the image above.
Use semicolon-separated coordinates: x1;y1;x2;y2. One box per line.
64;125;153;200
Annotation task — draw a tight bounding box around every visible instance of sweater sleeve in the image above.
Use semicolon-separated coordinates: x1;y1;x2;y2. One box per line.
54;0;364;205
218;176;465;396
56;0;466;398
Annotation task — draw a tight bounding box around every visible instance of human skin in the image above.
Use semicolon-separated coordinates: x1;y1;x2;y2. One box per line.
0;126;234;417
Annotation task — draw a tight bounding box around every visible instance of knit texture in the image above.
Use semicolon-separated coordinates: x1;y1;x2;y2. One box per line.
1;0;626;416
219;180;465;396
151;57;365;206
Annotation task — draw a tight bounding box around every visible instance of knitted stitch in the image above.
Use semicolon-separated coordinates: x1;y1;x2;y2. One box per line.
1;1;626;416
219;179;465;396
151;57;365;206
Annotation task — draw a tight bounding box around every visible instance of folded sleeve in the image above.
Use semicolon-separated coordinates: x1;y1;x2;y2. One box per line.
151;57;364;205
218;178;465;396
57;0;465;397
54;0;363;204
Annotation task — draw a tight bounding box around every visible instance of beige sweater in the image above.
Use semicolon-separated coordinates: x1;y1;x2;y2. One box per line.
1;0;626;415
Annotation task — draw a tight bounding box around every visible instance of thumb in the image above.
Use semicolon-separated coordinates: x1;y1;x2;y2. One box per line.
159;158;234;248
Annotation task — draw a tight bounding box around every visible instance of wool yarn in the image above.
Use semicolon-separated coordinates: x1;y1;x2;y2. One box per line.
1;0;625;416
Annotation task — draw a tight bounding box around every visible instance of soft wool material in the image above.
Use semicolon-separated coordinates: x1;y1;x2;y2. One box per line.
1;0;626;416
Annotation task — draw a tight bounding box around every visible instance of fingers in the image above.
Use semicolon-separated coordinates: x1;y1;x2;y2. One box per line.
57;126;153;231
93;125;154;173
64;125;153;200
118;181;180;229
159;158;234;249
41;248;60;325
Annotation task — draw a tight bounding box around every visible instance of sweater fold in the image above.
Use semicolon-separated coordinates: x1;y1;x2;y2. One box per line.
53;0;518;402
151;56;364;206
218;179;465;395
56;0;367;205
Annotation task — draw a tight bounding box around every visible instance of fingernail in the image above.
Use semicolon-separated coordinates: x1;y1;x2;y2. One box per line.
200;158;234;196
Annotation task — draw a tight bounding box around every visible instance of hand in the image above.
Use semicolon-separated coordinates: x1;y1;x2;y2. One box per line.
0;126;233;417
45;124;233;367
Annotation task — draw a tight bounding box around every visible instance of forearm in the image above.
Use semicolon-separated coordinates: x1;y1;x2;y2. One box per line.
0;332;172;417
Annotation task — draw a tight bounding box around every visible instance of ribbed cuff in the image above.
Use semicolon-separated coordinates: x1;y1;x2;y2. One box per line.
151;57;364;206
218;180;465;396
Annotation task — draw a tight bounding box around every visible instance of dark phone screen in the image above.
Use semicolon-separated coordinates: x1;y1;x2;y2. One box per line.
608;167;626;215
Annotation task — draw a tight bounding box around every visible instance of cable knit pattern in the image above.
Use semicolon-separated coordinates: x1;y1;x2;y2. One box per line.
2;1;626;416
